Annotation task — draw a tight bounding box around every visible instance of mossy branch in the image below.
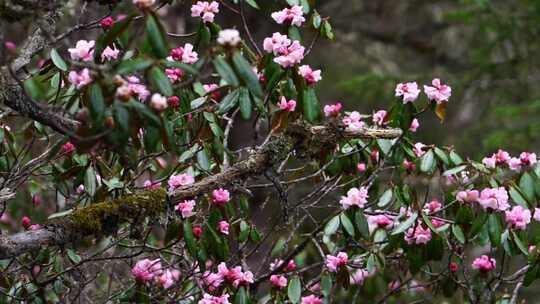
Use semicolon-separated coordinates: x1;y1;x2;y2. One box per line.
0;122;402;259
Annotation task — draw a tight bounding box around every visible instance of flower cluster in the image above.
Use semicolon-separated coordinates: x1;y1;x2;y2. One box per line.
395;78;451;104
132;258;180;289
339;187;369;209
271;5;305;27
263;33;305;68
191;1;220;23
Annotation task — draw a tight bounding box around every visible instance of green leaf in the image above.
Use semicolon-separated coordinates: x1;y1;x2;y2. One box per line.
232;52;263;98
303;87;321;123
524;263;540;286
163;60;199;75
88;84;105;125
449;151;464;165
442;165;467;176
217;89;240;114
50;48;68;71
238;220;250;243
377;189;393;207
95;14;134;60
183;220;197;256
190;97;206;109
117;58;154;74
321;274;332;297
340;213;355;237
324;215;340;235
433;147;449;165
66;249;81;264
235;287;249;304
288;26;302;43
420;149;435;173
520;172;535;202
510;186;529;208
312;11;322;29
391;212;418;235
213;56;239;86
452;225;466;244
287;276;301;304
488;214;501;247
84;166;97;196
145;15;169;58
355;210;370;238
149;66;173;96
238;87;252;120
321;20;335;40
245;0;259;9
513;230;529;255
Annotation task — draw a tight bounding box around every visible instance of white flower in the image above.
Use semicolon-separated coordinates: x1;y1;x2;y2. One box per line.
217;29;241;47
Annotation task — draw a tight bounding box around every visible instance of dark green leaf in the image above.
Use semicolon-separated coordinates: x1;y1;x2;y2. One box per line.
95;14;134;60
232;52;263;98
288;276;301;304
213;56;239;86
238;87;252;120
217;89;240;114
145;15;169;58
302;87;321;123
50;48;68;71
88;84;105;125
420;149;435;173
117;58;154;74
149;66;173;96
340;213;355;237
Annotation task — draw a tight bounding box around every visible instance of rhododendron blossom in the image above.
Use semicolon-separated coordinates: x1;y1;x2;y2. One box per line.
158;269;180;289
505;206;531;230
301;295;322;304
168;43;198;64
478;187;509;211
278;96;296;112
271;5;305;27
423;200;442;214
423;78;452;103
199;293;230;304
168;173;195;191
217;263;253;287
340;186;369;209
367;214;394;231
150;93;168;112
273;41;305;68
212;188;230;206
472;255;496;272
101;45;120;61
409;118;420;132
350;269;371;285
131;258;162;283
326;252;348;272
482;149;511;168
263;32;291;54
298;65;322;85
413;142;427;158
323;102;342;117
68;69;92;88
191;1;219;23
165;68;185;83
404;224;432;245
218;220;229;235
68;40;95;61
342;111;365;132
372;110;387;126
217;29;241;47
456;189;479;203
174;200;196;218
395;82;420;103
143;180;160;190
270;275;287;289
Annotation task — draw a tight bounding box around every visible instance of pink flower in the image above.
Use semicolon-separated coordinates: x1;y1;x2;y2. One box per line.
395;82;420;103
456;190;479;203
271;5;305;27
404;224;432;245
342;111;365;132
301;295;322;304
100;16;114;29
423;200;442;214
175;200;196;218
505;206;531;230
372;110;387;126
150;93;168;112
350;269;371;285
203;83;220;94
357;163;366;172
126;76;150;101
325;251;348;272
269;259;296;271
218;220;229;235
62;142;75;154
68;40;95;61
168;173;195;191
143;180;161;190
32;194;41;207
158;269;180;289
339;187;369;209
198;293;230;304
509;158;522;171
22;216;31;229
403;159;416;172
168;43;199;64
131;258;162;283
483;150;511;169
263;32;291;55
323;102;342;117
298;65;322;85
409;118;420;132
520;152;537;166
482;155;496;169
212;188;230;206
413;142;426;158
367;214;394;231
217;263;253;287
202;271;224;291
478;187;509;211
472;255;496;272
431;219;445;228
191;1;219;23
68;68;92;88
274;41;305;68
278;96;296;112
4;41;16;51
168;96;180;109
165;68;185;83
270;275;287;289
101;45;120;61
423;78;451;104
449;262;459;273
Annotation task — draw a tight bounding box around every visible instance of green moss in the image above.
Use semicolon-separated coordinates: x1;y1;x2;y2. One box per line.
64;188;167;236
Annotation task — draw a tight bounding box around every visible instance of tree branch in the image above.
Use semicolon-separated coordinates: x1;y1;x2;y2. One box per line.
0;122;402;259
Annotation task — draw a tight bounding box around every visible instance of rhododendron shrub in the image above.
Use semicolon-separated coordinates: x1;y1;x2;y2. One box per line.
1;1;540;303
